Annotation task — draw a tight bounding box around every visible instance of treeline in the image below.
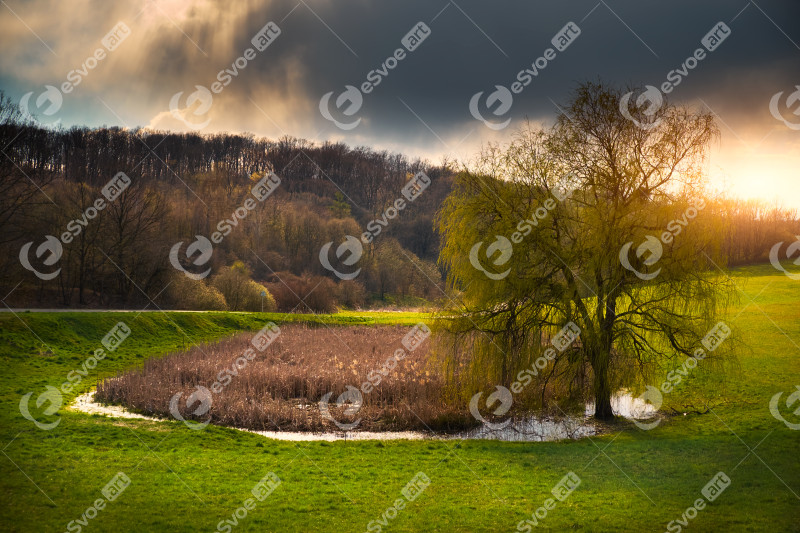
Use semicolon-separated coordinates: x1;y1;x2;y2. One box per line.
0;93;449;310
715;198;799;266
1;90;798;310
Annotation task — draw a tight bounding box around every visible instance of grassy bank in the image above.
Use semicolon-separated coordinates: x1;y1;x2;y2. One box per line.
1;268;798;531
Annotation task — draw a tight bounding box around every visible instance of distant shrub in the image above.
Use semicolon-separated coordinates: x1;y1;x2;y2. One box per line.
266;272;338;313
212;262;276;312
240;280;277;312
337;280;367;309
166;275;228;311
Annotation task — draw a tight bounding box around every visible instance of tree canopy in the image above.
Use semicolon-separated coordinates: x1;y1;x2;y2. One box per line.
435;82;737;419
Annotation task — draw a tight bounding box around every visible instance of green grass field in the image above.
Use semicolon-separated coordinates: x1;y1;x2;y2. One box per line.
1;265;799;532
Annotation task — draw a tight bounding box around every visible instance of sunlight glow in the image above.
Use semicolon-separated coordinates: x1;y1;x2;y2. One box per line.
711;148;800;210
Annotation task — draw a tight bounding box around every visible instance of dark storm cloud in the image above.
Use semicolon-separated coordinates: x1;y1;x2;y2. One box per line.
226;0;800;152
1;0;799;158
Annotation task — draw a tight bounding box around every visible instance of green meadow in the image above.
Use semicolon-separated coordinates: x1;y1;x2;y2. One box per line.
1;265;798;532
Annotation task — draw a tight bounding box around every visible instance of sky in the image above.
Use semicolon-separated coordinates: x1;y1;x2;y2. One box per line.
1;0;799;208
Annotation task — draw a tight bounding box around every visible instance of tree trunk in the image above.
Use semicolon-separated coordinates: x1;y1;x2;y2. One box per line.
593;385;614;419
591;353;614;420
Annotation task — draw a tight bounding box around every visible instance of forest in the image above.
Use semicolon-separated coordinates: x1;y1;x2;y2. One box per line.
1;91;797;311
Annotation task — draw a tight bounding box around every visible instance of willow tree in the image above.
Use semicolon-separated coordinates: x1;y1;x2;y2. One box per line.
436;82;734;419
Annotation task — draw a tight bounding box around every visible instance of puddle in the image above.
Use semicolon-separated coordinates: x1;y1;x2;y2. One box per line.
70;391;153;420
454;416;598;442
585;389;657;419
70;390;652;442
246;428;430;441
70;392;431;441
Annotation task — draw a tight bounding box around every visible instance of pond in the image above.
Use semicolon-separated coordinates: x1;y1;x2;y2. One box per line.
71;390;656;442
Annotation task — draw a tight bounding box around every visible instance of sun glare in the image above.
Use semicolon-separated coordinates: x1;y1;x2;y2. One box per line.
710;135;800;209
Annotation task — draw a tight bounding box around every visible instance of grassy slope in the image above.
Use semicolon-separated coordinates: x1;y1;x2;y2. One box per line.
0;270;798;532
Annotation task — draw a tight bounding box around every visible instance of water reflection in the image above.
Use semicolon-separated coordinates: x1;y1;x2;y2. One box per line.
72;390;657;442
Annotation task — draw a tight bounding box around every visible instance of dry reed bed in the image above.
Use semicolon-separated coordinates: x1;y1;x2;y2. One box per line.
97;324;473;432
